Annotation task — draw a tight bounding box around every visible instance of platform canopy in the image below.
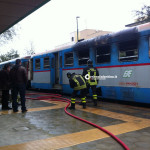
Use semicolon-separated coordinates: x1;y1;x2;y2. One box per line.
0;0;50;35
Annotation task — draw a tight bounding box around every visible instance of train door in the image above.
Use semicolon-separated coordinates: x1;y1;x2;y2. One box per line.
28;58;33;88
55;52;59;84
51;52;62;90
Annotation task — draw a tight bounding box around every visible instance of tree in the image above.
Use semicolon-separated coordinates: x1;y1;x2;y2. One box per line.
134;5;150;22
0;24;20;46
24;41;35;55
0;49;19;62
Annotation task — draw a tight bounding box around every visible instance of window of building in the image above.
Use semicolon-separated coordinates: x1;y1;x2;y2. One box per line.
119;40;138;61
96;45;111;63
65;52;73;66
78;49;89;65
35;58;40;70
71;37;74;42
44;57;50;69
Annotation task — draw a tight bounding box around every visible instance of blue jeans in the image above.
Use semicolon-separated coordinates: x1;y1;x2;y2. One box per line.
12;84;26;111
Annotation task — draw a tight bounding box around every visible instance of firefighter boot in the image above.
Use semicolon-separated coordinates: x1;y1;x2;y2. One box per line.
69;103;75;110
82;103;86;109
93;95;98;106
94;100;97;106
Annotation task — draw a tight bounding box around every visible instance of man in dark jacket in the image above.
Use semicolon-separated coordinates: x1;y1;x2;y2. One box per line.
82;59;99;106
0;63;12;110
67;72;87;109
10;59;28;113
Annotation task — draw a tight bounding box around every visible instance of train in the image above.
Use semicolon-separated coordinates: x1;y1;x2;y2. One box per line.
0;56;31;70
1;22;150;104
0;56;31;87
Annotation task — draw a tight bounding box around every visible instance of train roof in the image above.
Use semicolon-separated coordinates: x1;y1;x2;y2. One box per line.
73;22;150;50
31;43;74;58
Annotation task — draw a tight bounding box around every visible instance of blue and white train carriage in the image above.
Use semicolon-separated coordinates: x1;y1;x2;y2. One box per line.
0;56;31;87
22;22;150;104
0;56;31;70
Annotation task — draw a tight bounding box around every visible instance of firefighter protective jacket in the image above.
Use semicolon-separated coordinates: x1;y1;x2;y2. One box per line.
69;74;86;90
82;65;99;86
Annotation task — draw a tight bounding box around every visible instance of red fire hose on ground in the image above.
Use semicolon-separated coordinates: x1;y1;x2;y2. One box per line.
26;93;130;150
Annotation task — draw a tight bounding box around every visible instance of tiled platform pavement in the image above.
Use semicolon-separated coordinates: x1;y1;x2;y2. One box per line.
0;92;150;150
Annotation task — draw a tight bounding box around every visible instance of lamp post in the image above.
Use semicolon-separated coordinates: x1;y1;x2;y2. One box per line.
76;16;80;42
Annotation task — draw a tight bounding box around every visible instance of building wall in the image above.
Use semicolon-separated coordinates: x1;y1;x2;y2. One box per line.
55;29;112;49
70;29;111;42
81;29;111;40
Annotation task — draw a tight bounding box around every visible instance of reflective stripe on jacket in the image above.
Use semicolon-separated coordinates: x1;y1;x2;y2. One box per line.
82;65;99;86
86;68;97;86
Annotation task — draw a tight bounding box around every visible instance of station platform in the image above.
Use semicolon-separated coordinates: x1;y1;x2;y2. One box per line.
0;91;150;150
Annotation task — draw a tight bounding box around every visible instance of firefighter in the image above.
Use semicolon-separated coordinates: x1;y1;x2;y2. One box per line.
82;59;99;106
67;72;87;109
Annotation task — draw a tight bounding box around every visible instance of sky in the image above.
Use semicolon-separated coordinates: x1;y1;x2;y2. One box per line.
0;0;150;56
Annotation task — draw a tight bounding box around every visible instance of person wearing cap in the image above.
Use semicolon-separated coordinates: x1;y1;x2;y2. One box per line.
0;63;12;110
67;72;87;109
82;59;99;106
10;59;28;113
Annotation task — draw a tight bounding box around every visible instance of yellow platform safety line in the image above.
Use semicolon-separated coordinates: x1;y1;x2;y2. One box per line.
77;106;148;122
0;100;150;150
0;121;150;150
0;101;66;115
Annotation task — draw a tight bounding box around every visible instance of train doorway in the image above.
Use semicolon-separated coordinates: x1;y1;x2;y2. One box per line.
51;52;62;90
54;52;59;84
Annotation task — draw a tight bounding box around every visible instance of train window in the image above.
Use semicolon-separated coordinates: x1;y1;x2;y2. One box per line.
35;58;40;70
22;61;28;68
119;40;138;61
44;57;50;69
96;45;110;63
65;52;73;66
78;49;89;65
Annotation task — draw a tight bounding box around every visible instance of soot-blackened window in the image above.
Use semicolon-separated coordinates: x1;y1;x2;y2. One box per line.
35;58;40;70
44;57;50;69
78;49;89;65
119;40;138;61
96;45;111;63
65;52;73;66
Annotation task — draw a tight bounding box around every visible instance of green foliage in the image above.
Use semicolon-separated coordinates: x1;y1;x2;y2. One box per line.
0;49;19;62
0;24;20;46
134;5;150;22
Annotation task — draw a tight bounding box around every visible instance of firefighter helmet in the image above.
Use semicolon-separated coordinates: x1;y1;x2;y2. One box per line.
67;72;72;78
87;59;93;65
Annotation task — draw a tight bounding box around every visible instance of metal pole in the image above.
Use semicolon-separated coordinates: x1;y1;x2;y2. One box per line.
76;16;80;42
